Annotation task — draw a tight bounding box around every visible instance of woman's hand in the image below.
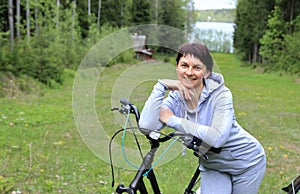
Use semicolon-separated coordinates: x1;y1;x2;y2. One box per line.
159;79;194;100
159;107;174;124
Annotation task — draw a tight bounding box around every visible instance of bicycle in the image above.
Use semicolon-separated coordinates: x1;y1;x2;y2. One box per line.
109;98;221;194
282;174;300;194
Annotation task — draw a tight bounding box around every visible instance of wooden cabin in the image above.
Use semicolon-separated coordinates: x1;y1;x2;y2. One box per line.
131;34;153;60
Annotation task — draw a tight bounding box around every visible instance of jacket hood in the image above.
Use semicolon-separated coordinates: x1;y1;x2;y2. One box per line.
204;72;224;96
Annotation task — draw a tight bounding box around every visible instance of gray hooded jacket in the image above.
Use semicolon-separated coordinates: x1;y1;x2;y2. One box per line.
139;72;266;176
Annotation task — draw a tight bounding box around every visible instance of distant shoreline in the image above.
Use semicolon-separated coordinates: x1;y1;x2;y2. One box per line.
196;9;235;23
197;20;235;23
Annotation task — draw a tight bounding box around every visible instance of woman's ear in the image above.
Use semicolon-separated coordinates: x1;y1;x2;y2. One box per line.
204;71;211;79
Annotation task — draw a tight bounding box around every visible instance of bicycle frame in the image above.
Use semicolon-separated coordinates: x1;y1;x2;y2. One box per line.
115;134;201;194
116;137;161;194
111;98;201;194
282;174;300;194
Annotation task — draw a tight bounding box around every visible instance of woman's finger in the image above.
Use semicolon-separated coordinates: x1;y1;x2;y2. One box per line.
177;84;187;99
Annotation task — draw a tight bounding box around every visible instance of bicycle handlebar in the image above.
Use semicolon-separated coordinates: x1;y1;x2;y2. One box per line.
111;99;222;156
120;98;132;106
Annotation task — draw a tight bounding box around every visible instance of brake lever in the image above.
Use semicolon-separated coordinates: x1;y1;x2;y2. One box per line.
111;104;131;114
111;107;119;111
182;136;209;160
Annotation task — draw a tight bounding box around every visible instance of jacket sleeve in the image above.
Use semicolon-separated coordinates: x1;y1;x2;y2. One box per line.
166;89;234;148
138;81;168;134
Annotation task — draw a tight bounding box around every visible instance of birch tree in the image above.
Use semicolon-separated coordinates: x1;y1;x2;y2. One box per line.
88;0;91;16
56;0;60;27
16;0;20;38
72;0;77;40
155;0;158;24
26;0;30;38
97;0;101;31
8;0;14;50
34;0;39;34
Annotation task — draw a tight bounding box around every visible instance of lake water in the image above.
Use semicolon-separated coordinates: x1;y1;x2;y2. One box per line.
192;22;235;53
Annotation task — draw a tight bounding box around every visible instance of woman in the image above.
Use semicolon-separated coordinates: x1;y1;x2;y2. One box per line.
139;43;266;194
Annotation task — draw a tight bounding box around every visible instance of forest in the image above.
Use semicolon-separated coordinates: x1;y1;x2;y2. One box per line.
0;0;300;94
234;0;300;74
1;0;197;93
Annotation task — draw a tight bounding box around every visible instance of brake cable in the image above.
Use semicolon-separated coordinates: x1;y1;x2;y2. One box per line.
121;109;141;169
109;109;143;187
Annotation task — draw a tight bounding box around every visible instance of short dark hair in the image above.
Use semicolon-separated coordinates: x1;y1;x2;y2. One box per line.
175;43;213;72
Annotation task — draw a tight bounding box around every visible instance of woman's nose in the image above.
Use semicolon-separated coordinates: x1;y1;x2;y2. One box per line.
186;66;193;75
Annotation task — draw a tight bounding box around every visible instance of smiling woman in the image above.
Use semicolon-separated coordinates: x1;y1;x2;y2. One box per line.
139;42;267;194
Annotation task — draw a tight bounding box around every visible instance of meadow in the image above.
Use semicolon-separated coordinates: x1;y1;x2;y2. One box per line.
0;53;299;193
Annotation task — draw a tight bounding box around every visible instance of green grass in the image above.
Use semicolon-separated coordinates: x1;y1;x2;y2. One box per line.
0;53;299;193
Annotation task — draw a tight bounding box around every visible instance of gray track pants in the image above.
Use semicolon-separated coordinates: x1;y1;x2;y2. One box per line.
198;166;266;194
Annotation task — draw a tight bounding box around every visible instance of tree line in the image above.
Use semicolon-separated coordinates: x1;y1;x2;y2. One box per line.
1;0;299;90
1;0;196;86
234;0;300;74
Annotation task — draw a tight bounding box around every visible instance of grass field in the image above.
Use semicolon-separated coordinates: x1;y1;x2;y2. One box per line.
0;53;299;193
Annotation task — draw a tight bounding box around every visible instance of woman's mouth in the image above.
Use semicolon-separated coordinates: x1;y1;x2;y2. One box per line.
183;77;197;81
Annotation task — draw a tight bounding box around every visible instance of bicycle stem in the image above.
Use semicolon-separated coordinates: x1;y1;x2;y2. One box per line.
116;137;162;194
129;137;160;190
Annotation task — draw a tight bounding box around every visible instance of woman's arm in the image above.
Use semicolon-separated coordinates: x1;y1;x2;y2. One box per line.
139;79;194;134
162;90;234;148
138;81;168;134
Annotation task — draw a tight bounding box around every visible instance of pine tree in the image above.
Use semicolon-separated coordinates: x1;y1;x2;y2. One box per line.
259;6;287;65
234;0;275;63
131;0;151;25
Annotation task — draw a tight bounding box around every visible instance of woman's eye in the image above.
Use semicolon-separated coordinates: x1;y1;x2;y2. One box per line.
181;63;187;67
195;66;202;70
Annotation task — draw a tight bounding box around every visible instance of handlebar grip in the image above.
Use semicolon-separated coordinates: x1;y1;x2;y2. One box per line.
158;132;186;142
120;98;132;106
158;132;175;142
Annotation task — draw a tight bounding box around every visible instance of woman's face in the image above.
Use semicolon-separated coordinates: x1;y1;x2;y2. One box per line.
176;54;209;90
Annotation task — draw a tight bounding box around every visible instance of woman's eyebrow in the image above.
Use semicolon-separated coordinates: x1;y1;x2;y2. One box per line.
195;62;205;67
194;64;202;67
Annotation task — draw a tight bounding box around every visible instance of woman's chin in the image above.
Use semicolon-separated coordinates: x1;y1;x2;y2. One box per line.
182;82;195;89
